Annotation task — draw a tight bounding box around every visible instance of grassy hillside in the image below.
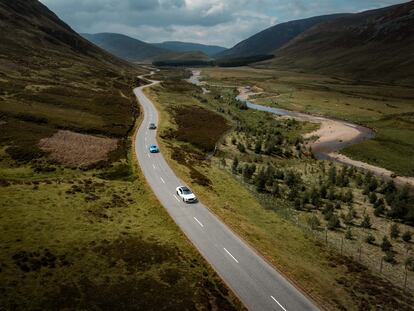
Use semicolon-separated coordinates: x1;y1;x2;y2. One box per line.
216;14;347;59
264;1;414;85
0;1;242;309
82;33;171;63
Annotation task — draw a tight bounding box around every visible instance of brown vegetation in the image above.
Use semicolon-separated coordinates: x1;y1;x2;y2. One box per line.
39;130;118;167
169;105;231;152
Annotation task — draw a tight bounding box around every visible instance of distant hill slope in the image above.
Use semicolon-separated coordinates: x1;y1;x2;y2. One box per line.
83;33;213;63
264;1;414;84
82;32;171;63
153;41;226;56
0;0;142;163
216;13;348;59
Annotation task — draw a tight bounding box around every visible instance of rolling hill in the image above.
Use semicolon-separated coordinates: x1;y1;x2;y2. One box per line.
216;13;348;59
153;41;226;56
82;32;171;62
262;1;414;84
0;0;142;154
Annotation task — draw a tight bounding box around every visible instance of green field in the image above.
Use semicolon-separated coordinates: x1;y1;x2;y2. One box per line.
145;68;414;311
201;67;414;177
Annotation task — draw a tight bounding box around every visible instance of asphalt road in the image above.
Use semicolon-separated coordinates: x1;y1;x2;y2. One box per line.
133;74;320;311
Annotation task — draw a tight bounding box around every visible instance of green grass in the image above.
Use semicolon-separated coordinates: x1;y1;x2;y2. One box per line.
201;67;414;177
342;117;414;176
145;69;414;311
0;143;241;311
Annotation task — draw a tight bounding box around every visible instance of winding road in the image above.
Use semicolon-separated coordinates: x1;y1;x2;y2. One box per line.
133;73;319;311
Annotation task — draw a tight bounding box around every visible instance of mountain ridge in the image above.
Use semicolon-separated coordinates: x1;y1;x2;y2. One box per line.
262;1;414;84
216;13;349;59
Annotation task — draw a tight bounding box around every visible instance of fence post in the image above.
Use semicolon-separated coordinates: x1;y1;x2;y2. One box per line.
380;257;383;273
404;264;408;290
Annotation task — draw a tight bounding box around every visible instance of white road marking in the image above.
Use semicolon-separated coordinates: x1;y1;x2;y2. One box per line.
271;296;287;311
160;177;165;184
223;248;239;263
146;144;148;148
145;137;147;141
147;154;150;158
173;195;180;202
152;164;156;169
193;217;204;227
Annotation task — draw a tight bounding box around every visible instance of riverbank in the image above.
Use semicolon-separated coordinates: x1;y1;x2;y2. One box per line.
190;69;414;188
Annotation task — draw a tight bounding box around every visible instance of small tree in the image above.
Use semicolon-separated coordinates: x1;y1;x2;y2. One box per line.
231;157;239;174
383;251;396;264
374;204;385;217
402;231;412;243
237;142;246;153
389;223;400;240
368;192;377;204
344;189;353;203
307;215;320;230
365;233;375;244
345;227;353;240
254;140;262;154
327;213;341;230
381;235;392;252
360;214;372;229
343;211;354;226
405;257;414;271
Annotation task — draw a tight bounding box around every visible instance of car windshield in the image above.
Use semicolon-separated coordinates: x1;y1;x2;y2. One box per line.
182;187;192;195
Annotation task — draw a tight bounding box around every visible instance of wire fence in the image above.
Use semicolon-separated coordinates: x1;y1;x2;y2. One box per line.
253;193;414;292
220;165;414;292
295;216;414;291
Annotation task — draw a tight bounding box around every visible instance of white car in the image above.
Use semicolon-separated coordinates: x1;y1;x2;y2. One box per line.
176;186;197;203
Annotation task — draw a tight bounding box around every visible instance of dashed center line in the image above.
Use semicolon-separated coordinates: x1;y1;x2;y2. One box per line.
173;195;180;202
152;164;156;169
160;177;165;184
193;217;204;227
223;248;239;263
147;154;150;158
271;296;287;311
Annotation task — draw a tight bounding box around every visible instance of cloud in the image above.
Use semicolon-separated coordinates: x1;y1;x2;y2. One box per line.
40;0;406;47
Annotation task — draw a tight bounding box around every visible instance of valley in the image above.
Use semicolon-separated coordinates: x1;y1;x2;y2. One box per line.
143;67;414;310
1;0;413;310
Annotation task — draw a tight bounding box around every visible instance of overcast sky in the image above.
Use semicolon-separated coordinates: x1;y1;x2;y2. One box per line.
40;0;406;47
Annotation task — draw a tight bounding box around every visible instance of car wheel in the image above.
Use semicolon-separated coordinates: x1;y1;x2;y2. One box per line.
183;198;185;202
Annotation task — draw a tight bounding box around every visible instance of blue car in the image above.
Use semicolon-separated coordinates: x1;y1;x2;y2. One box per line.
149;144;159;153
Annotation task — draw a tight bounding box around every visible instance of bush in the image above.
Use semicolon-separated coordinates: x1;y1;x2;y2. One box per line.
374;204;385;217
389;224;400;240
383;251;397;264
402;231;412;243
307;215;320;230
406;257;414;271
365;234;376;244
237;142;246;153
360;214;372;229
231;157;239;174
381;236;392;252
6;146;45;162
345;227;353;240
327;213;341;230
